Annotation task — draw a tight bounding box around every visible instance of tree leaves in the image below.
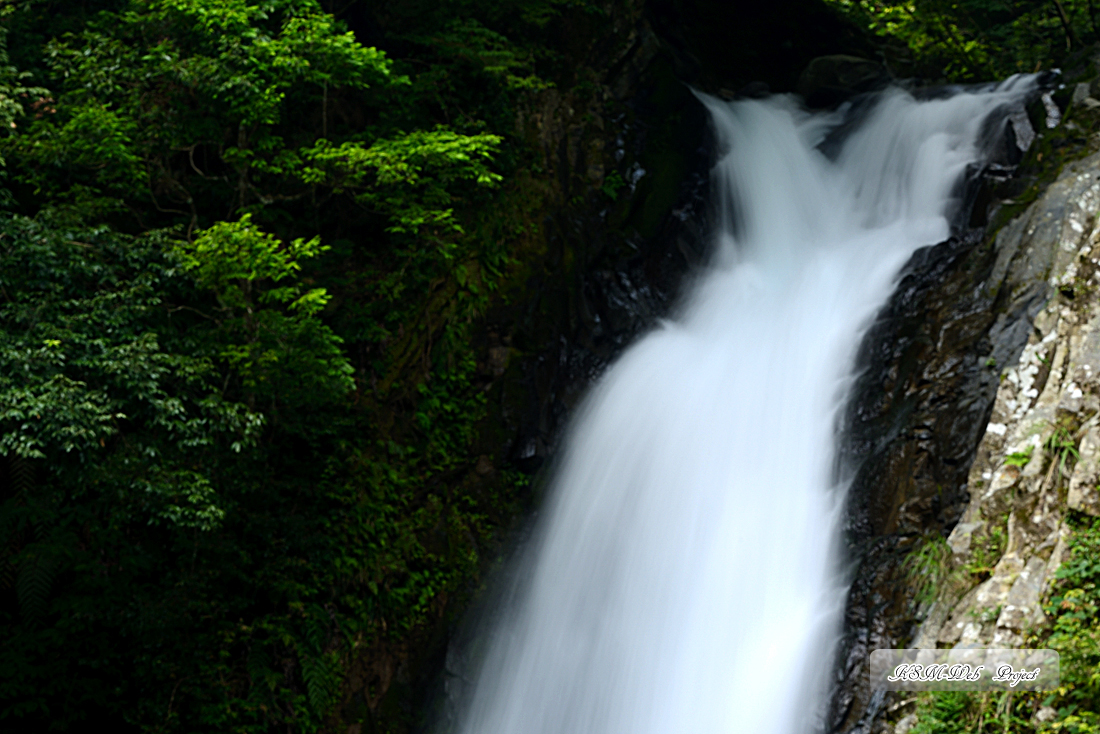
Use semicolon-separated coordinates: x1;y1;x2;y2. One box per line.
300;127;503;235
2;0;406;217
0;0;531;730
0;374;120;458
824;0;1100;80
0;24;48;165
0;212;261;503
176;214;326;297
175;214;354;407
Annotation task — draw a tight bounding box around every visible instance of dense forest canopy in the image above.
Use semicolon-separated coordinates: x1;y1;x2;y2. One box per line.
0;0;578;730
0;1;1098;733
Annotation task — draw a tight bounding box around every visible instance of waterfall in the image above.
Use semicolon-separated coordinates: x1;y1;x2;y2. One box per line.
454;79;1035;734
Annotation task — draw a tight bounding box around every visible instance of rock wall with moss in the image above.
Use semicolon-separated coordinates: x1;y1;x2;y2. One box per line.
833;51;1100;734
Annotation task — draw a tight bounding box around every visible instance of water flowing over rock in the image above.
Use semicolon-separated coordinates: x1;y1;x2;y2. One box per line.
445;81;1036;734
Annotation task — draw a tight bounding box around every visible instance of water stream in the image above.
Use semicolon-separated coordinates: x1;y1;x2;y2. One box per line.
454;79;1035;734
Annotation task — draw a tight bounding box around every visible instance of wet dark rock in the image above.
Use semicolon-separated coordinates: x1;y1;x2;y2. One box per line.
647;0;880;94
736;81;772;99
797;55;892;107
829;228;1050;732
494;0;881;488
828;188;1060;734
493;64;714;476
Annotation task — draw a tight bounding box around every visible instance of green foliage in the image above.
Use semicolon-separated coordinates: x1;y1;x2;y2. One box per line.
0;214;262;465
965;520;1007;578
300;127;503;235
1048;425;1082;476
0;24;47;166
601;170;625;200
0;207;524;732
3;0;412;219
911;691;974;734
177;215;328;303
1041;515;1100;731
0;213;269;728
401;17;555;91
0;0;548;731
175;214;354;408
1005;445;1035;467
908;690;1040;734
823;0;1100;81
904;532;952;606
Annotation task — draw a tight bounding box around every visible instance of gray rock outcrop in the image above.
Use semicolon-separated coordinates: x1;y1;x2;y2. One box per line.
921;153;1100;650
831;109;1100;733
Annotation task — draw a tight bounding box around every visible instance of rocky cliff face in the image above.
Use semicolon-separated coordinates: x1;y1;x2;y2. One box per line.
877;147;1100;732
833;66;1100;733
930;152;1100;648
829;185;1046;734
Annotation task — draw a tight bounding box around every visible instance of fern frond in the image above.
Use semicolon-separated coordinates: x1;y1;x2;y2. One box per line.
10;455;34;496
0;557;13;590
16;553;54;620
305;605;328;652
300;651;341;715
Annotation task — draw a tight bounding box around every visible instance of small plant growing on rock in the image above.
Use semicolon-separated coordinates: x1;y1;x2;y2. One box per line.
904;533;953;608
965;522;1008;580
1046;425;1081;477
968;603;1003;625
1005;446;1036;468
1042;424;1078;470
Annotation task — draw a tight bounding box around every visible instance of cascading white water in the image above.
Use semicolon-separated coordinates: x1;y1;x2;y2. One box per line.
455;80;1035;734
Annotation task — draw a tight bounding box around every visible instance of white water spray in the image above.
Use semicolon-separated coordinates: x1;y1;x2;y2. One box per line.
455;80;1034;734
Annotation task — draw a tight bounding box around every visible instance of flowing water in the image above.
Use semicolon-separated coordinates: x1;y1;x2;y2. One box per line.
454;80;1035;734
